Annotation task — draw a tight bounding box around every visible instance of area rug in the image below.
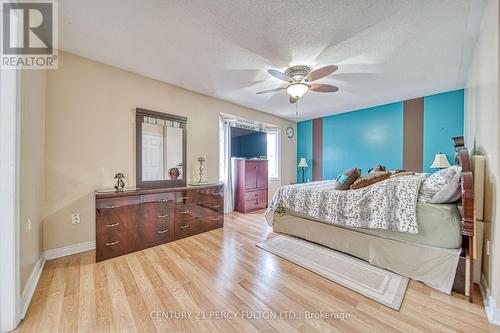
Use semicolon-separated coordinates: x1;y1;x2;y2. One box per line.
257;235;408;310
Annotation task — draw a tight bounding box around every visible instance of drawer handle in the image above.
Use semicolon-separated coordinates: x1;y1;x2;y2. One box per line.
180;224;189;229
157;229;169;234
180;210;189;214
181;196;189;200
105;240;120;246
107;205;119;209
106;222;120;228
158;213;168;218
210;216;221;221
157;199;170;203
212;205;221;208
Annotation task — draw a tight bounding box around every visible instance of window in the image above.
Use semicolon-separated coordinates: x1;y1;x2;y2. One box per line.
267;130;280;180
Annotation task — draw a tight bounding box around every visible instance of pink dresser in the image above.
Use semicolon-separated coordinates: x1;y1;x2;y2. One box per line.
233;159;268;213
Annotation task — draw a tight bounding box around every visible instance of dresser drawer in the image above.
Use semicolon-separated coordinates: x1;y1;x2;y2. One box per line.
177;202;221;218
199;214;223;233
174;214;223;240
174;216;201;239
96;215;123;238
243;190;267;212
200;199;223;214
137;202;175;248
96;237;129;262
198;186;223;202
96;204;136;239
176;190;201;204
137;221;174;248
244;198;266;212
175;187;224;204
96;196;141;209
96;202;139;261
141;200;173;220
141;192;176;204
244;189;267;202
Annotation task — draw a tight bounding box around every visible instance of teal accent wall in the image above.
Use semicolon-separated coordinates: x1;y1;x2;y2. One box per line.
423;90;464;172
322;102;404;179
298;89;464;181
297;120;313;182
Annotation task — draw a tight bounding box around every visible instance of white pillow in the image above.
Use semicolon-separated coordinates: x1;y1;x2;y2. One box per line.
420;166;462;203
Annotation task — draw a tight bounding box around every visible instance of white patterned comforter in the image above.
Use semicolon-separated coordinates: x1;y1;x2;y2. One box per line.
266;175;429;234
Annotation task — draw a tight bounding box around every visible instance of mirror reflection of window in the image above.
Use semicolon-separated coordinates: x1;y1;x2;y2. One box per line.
141;116;183;181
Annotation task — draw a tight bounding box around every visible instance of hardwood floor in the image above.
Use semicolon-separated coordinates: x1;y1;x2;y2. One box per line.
16;211;500;333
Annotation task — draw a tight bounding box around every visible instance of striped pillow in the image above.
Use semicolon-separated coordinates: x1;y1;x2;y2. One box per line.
334;168;361;190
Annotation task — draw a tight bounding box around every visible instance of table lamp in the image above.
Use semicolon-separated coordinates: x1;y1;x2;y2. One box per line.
298;158;309;183
430;153;451;169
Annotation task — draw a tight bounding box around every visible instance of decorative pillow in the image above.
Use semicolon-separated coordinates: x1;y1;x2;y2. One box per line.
350;172;390;189
334;168;361;190
368;165;386;173
420;166;462;203
388;169;405;175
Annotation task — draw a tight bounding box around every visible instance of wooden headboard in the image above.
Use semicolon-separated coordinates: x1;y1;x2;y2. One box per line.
452;136;475;302
453;136;474;237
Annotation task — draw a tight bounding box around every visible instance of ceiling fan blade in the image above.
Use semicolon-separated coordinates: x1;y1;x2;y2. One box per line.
305;65;338;82
309;83;339;93
268;69;292;82
289;95;298;104
256;87;285;94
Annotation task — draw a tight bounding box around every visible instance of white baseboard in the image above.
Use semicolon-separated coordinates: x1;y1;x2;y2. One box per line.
21;255;46;319
19;241;95;320
44;240;96;260
479;273;500;326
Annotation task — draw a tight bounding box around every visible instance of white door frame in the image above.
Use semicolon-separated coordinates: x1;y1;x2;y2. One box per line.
0;9;22;332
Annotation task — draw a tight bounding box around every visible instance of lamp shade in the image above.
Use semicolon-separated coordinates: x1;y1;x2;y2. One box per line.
430;153;451;168
298;158;308;168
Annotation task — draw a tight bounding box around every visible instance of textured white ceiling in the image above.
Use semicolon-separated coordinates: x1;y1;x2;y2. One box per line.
59;0;485;121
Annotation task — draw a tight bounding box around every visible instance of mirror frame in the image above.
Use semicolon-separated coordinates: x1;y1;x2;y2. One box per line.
136;108;187;188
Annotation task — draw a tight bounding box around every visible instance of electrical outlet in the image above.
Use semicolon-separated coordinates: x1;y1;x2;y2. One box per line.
72;213;80;224
27;218;32;231
486;240;491;256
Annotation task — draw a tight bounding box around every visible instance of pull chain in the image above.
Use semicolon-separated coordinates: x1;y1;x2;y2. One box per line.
295;100;299;116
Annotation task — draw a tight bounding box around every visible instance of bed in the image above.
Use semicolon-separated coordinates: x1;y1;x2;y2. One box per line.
266;138;475;301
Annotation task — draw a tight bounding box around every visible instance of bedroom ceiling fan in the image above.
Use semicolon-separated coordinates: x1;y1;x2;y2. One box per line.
256;65;339;103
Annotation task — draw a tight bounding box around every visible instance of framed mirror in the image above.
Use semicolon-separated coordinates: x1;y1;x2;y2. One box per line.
136;108;187;188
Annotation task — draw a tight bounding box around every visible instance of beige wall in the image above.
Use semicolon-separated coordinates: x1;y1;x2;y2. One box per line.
464;0;500;304
44;51;296;250
20;70;46;289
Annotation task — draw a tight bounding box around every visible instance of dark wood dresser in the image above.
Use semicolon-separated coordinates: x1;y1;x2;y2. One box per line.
233;159;268;213
95;184;223;262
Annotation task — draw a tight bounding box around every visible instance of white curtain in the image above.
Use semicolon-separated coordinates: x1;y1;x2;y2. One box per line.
219;118;234;213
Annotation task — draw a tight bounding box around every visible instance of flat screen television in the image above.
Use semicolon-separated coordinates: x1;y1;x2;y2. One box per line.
231;127;267;159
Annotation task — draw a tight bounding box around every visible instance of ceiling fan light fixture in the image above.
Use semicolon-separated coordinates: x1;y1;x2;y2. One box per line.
286;83;309;98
